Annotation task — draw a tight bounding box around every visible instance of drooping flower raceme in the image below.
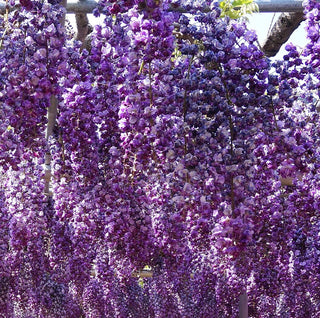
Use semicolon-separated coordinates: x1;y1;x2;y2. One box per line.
1;0;320;317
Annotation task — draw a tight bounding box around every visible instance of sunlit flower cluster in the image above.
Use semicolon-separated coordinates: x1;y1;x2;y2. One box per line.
1;0;320;317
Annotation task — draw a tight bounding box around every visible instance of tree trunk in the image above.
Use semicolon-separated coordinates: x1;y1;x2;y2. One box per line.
261;12;305;57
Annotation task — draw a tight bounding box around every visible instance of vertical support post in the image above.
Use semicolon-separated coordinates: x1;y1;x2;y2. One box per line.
44;67;59;196
239;292;248;318
44;0;66;196
46;95;58;141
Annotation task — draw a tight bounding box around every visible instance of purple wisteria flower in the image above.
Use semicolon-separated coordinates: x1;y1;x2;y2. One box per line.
1;0;320;317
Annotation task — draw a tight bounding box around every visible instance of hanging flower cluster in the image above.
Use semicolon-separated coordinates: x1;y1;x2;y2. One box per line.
1;0;320;317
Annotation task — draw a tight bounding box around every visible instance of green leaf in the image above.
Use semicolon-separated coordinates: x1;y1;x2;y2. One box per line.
232;0;253;6
219;0;258;20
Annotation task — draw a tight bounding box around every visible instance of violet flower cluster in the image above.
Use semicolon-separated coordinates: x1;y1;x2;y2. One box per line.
1;0;320;317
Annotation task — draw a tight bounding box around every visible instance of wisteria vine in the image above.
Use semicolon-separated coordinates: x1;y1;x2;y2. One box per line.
1;0;320;317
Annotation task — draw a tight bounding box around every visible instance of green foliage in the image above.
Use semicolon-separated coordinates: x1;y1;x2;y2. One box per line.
219;0;258;19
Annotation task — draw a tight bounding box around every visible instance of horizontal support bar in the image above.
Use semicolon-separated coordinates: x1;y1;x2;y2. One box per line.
255;0;305;12
0;0;96;13
0;0;308;14
132;270;195;278
66;0;96;13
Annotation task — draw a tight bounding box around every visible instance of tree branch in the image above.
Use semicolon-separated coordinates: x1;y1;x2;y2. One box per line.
75;12;92;43
261;12;304;57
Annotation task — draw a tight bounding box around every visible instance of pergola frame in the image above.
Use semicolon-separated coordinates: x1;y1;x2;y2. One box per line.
0;0;310;13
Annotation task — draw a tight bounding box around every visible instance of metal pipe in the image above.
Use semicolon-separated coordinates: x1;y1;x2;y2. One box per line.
255;0;305;13
239;292;248;318
66;0;96;13
0;0;308;14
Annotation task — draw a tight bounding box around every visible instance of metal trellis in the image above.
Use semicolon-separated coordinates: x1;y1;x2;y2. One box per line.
0;0;309;14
